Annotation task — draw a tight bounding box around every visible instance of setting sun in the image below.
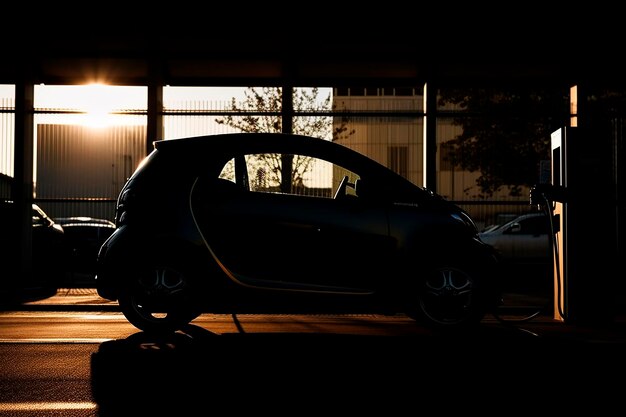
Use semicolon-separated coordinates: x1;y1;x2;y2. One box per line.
80;84;118;127
34;83;147;128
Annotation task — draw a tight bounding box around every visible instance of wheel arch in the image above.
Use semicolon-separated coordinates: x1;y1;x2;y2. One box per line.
97;230;217;301
391;236;500;327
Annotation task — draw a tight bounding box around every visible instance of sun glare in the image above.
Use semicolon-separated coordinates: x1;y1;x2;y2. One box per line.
83;84;115;127
80;84;122;128
35;83;147;128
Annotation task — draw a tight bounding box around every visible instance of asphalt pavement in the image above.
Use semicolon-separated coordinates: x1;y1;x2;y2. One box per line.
2;286;626;346
3;284;626;412
3;287;625;413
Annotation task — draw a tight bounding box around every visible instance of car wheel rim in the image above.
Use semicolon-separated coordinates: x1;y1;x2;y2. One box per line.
419;267;475;325
131;266;187;322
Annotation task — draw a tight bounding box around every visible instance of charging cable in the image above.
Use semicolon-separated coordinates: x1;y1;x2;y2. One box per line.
491;184;567;324
540;193;567;321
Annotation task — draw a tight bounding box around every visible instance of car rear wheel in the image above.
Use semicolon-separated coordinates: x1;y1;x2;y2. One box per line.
118;263;200;333
408;265;486;328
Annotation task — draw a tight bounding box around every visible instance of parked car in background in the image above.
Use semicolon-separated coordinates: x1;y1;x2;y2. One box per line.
480;213;519;233
55;217;116;281
478;212;552;264
96;133;501;333
56;217;115;227
0;201;66;286
478;211;553;290
31;204;66;283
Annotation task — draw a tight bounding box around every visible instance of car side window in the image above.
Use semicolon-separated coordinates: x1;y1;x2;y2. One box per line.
218;158;236;182
507;216;548;235
218;156;250;191
240;152;360;199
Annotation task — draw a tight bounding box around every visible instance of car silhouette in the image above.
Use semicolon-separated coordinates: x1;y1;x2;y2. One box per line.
55;217;116;279
478;212;553;290
0;202;65;286
478;212;552;265
96;133;500;332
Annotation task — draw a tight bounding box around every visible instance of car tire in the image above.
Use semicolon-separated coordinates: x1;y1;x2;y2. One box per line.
407;264;487;329
118;262;201;334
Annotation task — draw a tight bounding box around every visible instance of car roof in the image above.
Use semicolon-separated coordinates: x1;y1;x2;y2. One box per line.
154;133;383;168
55;216;115;225
511;212;546;220
480;212;546;234
60;221;116;228
155;132;337;151
502;212;546;226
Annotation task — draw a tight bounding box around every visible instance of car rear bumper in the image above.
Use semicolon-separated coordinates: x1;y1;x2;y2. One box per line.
94;227;126;301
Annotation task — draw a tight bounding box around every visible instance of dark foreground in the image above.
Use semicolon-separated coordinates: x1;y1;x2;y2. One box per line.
2;288;626;414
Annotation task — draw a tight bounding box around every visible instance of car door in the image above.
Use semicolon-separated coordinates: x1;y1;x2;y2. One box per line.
192;152;392;292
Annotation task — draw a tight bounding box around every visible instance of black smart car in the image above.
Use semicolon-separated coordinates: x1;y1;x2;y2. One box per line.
96;133;500;332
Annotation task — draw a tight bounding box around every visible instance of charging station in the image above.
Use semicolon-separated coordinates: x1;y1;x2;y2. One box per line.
548;126;617;323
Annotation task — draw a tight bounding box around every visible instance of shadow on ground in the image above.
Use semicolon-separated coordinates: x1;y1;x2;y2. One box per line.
0;284;58;308
90;322;626;414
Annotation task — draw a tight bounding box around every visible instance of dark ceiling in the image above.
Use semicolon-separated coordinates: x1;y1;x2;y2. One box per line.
3;13;623;88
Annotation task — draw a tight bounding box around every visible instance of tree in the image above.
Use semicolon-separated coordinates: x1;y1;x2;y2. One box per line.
438;88;569;197
216;87;354;192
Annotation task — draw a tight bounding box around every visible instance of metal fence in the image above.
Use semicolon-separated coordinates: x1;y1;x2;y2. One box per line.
0;84;565;229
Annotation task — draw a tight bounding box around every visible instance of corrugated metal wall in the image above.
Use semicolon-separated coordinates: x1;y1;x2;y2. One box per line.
1;84;557;231
333;93;423;187
36;124;146;220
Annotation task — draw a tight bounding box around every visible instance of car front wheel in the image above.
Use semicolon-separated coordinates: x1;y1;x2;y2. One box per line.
118;263;200;333
408;265;486;328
